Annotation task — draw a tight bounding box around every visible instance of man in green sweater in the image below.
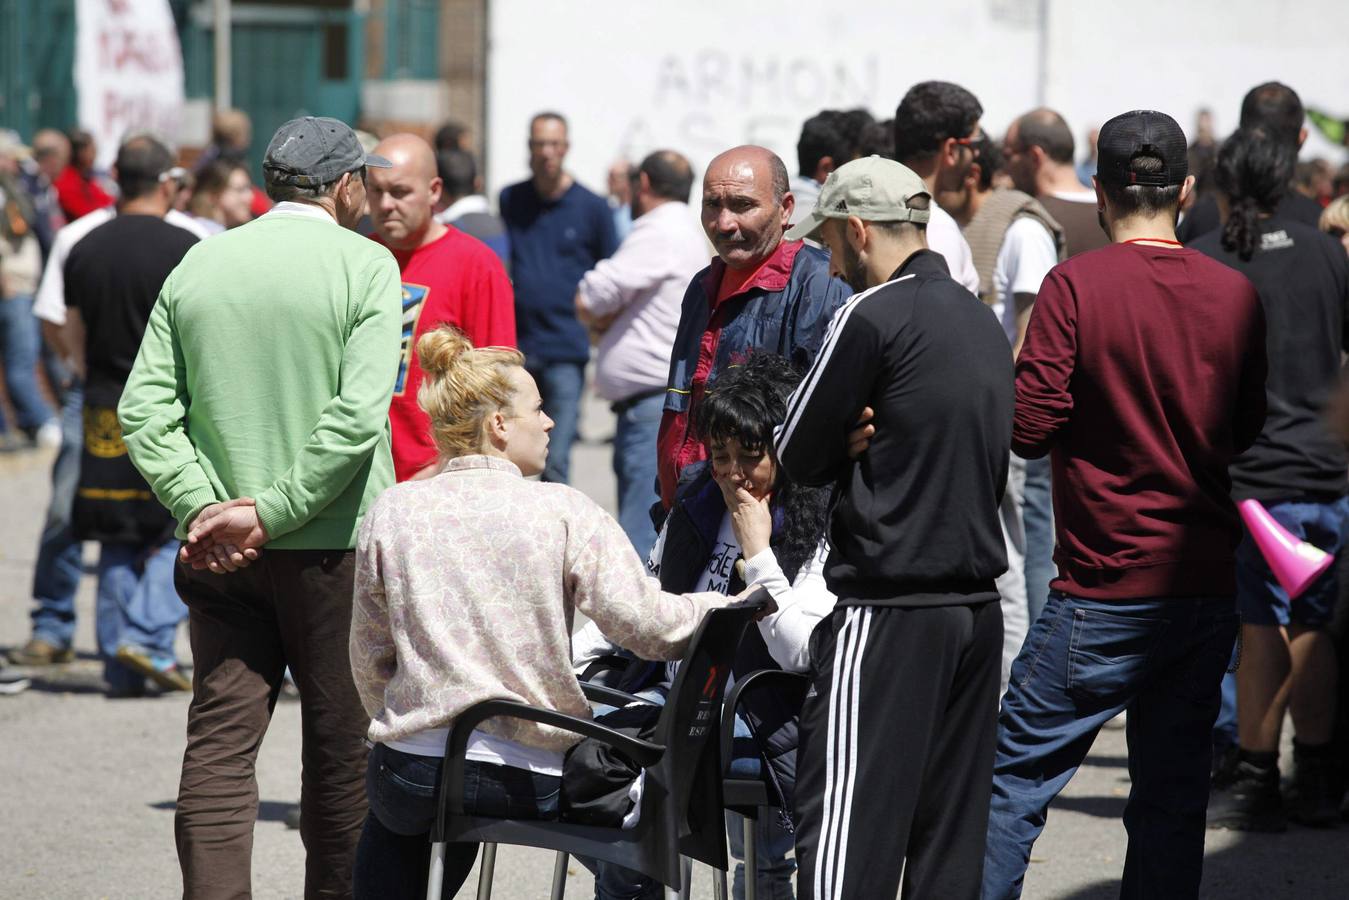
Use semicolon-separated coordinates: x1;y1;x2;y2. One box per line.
119;117;399;900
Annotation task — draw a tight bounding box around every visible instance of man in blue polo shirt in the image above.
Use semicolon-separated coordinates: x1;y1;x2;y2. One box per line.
500;112;618;483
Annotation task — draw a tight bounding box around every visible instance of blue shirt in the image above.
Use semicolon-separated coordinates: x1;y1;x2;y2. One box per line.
500;179;618;364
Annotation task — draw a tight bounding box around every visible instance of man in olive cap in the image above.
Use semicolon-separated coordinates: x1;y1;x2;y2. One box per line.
775;155;1013;899
120;116;401;898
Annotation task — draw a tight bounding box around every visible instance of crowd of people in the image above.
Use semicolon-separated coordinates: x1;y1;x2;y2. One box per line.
1;75;1348;900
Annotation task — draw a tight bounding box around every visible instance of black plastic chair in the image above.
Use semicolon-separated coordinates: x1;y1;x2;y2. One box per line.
717;669;810;900
428;595;768;900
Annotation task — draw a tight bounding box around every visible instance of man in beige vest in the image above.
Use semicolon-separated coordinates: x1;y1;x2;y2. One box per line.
947;135;1065;356
1003;108;1107;259
946;134;1066;692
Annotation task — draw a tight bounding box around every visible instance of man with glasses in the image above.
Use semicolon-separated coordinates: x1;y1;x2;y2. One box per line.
500;112;619;484
998;109;1106;635
891;80;983;294
1002;108;1109;260
947;135;1066;690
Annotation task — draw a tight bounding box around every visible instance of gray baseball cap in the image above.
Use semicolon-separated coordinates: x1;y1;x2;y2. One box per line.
262;116;392;187
786;155;932;242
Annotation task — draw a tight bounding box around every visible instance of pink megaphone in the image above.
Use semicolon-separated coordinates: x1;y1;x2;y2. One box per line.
1237;499;1335;599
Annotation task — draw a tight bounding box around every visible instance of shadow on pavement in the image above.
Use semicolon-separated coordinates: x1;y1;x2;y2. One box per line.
2;652;190;697
1080;754;1128;769
1052;794;1127;819
150;799;297;824
1040;826;1349;899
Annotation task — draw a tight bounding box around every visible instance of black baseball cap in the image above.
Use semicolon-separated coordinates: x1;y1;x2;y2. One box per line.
262;116;391;187
1096;110;1188;187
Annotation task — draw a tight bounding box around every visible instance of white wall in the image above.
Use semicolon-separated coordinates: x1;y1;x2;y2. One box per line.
486;0;1349;202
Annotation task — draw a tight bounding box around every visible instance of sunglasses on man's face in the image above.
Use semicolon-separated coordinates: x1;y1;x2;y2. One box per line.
158;166;190;186
951;135;983;158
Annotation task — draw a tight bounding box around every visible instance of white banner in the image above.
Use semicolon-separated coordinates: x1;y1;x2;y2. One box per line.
487;0;1349;202
75;0;186;169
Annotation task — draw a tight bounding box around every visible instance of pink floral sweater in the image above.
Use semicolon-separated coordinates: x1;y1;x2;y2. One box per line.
350;454;727;752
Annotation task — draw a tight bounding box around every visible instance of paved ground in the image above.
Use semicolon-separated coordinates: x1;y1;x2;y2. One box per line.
2;394;1347;899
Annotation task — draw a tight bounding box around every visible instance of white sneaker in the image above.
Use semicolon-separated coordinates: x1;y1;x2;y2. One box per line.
34;420;62;449
0;668;32;695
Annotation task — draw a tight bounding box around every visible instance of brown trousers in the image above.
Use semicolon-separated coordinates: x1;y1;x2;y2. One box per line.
174;550;369;900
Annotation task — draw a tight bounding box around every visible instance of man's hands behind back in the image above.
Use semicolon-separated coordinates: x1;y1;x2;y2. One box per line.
181;498;269;574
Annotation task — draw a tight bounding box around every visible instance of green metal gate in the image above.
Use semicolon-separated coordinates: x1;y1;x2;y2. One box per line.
0;0;78;137
182;3;366;173
0;0;365;168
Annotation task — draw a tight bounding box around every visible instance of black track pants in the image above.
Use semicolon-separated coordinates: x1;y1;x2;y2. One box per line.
794;601;1003;900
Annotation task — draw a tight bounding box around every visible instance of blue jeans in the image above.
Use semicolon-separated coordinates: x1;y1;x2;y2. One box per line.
1234;496;1349;627
354;742;561;900
29;379;85;649
1022;456;1054;624
1212;497;1349;755
95;542;186;691
528;360;584;484
983;591;1238;900
612;391;663;557
1214;666;1239;757
0;293;55;433
725;715;796;900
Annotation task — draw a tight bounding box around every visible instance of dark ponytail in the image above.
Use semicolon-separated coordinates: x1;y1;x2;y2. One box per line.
1214;126;1295;261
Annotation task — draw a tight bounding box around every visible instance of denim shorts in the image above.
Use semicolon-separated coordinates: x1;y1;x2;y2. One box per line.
1235;496;1349;628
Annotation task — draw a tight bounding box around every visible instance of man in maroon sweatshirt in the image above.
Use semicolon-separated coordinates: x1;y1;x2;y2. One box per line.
981;111;1268;899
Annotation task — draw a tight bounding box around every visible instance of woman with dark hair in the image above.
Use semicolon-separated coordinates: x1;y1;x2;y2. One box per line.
1192;127;1349;831
575;352;834;900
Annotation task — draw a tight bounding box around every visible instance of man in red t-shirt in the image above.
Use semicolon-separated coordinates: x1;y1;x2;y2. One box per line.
368;134;516;481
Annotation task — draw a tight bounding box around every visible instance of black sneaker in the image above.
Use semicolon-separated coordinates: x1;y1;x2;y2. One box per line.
1212;744;1241;789
1207;759;1286;832
1287;746;1340;828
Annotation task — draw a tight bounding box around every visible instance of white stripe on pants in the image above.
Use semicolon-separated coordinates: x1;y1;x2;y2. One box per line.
996;452;1029;696
813;606;873;900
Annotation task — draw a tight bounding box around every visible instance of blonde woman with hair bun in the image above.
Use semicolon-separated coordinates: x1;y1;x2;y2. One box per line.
413;327;541;475
1320;195;1349;256
349;325;731;898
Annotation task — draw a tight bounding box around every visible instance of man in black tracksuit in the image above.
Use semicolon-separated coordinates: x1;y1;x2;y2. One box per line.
774;156;1013;899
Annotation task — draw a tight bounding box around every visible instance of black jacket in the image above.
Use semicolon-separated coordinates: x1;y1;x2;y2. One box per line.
774;250;1013;606
1191;218;1349;502
644;463;829;816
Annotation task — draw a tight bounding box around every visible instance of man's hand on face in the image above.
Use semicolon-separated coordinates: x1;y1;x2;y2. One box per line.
181;498;268;574
848;407;876;459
